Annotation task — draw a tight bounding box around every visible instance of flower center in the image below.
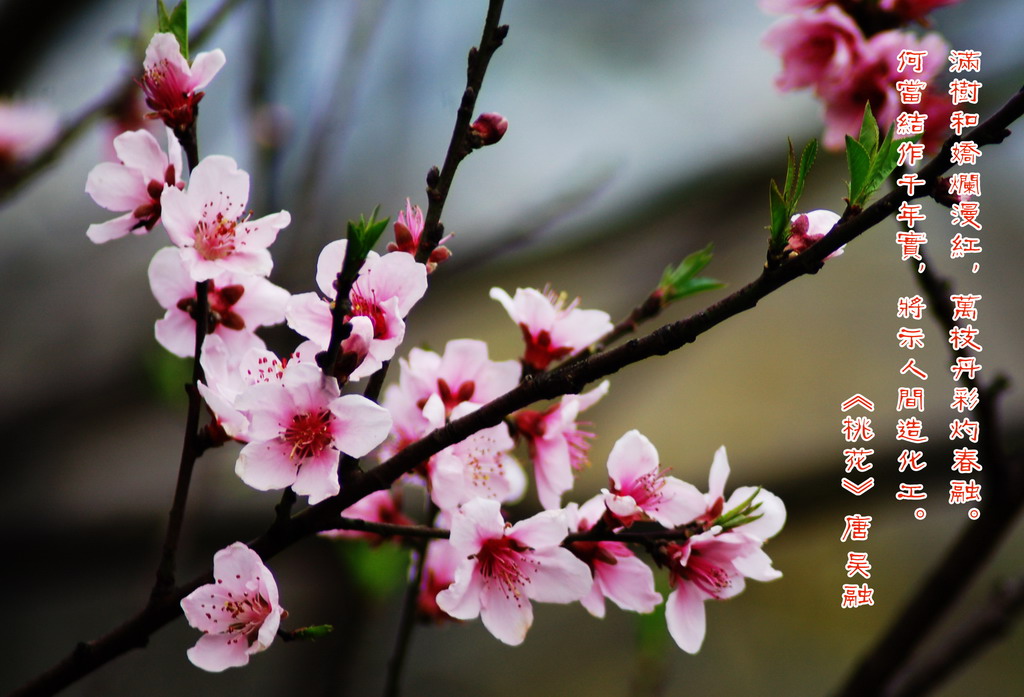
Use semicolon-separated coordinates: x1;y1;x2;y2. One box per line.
283;409;334;461
682;552;733;598
194;213;238;260
349;291;388;338
475;537;534;599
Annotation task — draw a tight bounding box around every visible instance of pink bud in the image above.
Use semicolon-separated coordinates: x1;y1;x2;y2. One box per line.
470;112;508;146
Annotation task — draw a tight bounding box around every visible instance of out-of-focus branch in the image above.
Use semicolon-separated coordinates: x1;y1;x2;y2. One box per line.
0;0;249;205
887;575;1024;697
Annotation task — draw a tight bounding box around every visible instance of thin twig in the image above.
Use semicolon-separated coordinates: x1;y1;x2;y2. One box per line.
415;0;508;263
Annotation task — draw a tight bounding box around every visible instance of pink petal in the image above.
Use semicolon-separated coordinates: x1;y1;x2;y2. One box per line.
435;559;484;620
328;394;393;457
648;477;705;528
188;49;227;90
144;33;190;75
235;439;299;491
606;429;659;489
186;633;251;672
155;310;199;357
725;486;787;540
86;214;137;244
238;210;290;249
448;498;503;556
595;552;662;614
285;292;333;347
509;509;570;550
479;579;533;646
315;240;348;298
86;161;148;211
189;155;249;223
523;546;592;603
113;129;168;180
160;185;198;247
148;246;193;308
665;584;708;654
291;447;341;504
707;446;730;502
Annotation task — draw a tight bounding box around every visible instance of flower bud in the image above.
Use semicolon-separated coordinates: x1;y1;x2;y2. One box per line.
469;112;508;146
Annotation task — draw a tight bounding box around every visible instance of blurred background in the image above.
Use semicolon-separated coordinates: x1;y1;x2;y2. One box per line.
2;0;1024;695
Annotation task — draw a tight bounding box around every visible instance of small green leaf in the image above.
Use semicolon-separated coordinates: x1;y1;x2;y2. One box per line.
157;1;189;58
769;179;789;248
845;135;871;206
794;138;818;208
783;139;798;203
346;206;390;262
659;245;724;302
858;102;879;155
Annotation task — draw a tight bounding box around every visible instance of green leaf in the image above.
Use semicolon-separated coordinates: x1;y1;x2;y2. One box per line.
659;245;724;302
769;179;789;248
858;102;879;155
782;139;798;203
346;206;390;262
157;0;189;58
794;138;818;208
845;135;871;206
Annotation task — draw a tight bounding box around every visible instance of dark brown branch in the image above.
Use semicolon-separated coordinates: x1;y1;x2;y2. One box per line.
415;0;508;263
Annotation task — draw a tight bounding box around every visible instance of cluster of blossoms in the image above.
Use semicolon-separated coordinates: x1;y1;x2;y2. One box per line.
85;29;786;674
761;0;958;150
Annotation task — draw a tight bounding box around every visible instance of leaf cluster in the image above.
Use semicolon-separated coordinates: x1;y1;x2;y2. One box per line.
769;138;818;252
157;0;189;59
845;103;918;208
658;244;724;303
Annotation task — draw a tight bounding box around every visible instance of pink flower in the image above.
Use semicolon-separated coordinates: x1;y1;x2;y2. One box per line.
286;240;428;380
198;340;320;441
428;401;526;512
663;530;782;653
435;498;592;645
380;339;521;459
418;537;462;622
758;0;829;13
818;30;948;150
515;380;609;510
140;32;226;133
699;446;787;541
180;542;285;671
490;287;613;371
0;100;58;165
567;497;662;618
602;430;705;529
387;199;451;272
234;362;392;503
320;489;413;542
161;155;290;281
762;6;865;94
786;209;843;258
86;129;183;243
148;246;290;357
879;0;962;22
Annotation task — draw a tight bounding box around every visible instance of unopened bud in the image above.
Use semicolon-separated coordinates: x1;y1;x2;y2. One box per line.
470;112;508;146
